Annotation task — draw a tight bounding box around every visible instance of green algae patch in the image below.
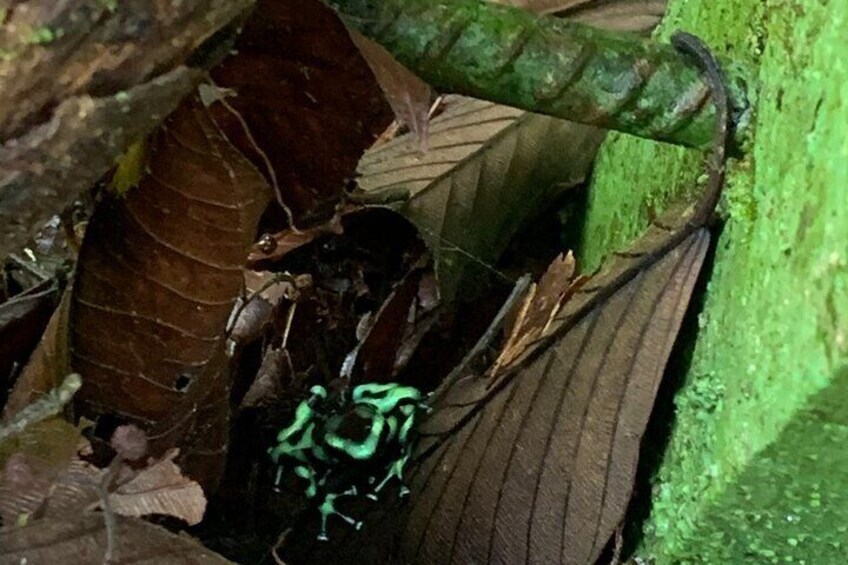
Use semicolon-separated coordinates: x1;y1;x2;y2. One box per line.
671;367;848;563
580;0;848;561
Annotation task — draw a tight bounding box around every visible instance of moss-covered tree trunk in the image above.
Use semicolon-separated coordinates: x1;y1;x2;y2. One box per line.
581;0;848;562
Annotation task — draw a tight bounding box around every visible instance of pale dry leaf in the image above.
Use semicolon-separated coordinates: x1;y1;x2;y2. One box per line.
492;252;588;374
0;513;233;564
105;449;207;526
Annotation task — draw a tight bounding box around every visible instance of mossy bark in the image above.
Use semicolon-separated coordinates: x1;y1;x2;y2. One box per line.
581;0;848;562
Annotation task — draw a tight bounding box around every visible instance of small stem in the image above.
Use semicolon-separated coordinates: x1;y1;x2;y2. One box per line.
0;373;82;441
99;458;122;564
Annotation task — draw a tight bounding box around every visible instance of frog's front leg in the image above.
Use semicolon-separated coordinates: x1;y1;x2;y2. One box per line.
317;487;363;541
367;449;411;499
367;406;418;500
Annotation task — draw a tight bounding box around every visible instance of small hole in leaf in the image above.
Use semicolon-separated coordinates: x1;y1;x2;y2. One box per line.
174;373;193;392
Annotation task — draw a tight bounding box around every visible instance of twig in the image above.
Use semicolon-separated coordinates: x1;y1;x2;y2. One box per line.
213;88;302;233
271;527;292;565
226;271;297;337
431;274;531;401
0;373;82;441
98;458;123;564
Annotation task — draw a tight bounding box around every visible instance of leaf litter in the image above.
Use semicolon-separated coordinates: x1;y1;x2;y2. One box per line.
0;1;746;564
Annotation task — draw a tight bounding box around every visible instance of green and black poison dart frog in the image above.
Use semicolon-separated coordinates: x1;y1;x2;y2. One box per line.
269;382;427;541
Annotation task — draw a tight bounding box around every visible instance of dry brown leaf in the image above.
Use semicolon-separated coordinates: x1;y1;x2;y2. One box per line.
208;0;392;223
348;29;433;150
106;449;207;526
492;252;589;374
346;265;432;384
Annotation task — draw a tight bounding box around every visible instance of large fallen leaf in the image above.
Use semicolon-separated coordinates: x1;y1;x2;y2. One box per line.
69;94;271;488
403;197;710;564
356;96;604;301
0;513;232;564
354;1;666;301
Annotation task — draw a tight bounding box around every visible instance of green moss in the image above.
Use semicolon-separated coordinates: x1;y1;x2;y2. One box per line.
580;0;848;561
27;26;56;45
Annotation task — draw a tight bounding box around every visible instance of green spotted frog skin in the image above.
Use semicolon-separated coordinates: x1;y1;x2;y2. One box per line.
269;382;427;540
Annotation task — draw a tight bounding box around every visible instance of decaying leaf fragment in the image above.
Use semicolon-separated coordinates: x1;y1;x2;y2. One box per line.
0;513;233;564
492;251;588;375
348;29;433;149
2;287;72;420
69;93;271;488
404;198;711;564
